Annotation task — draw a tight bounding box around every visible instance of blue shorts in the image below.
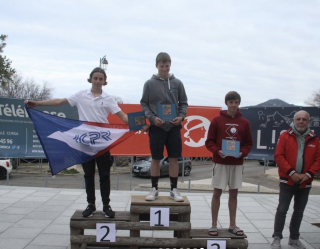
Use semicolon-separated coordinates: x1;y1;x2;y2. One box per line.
148;125;182;160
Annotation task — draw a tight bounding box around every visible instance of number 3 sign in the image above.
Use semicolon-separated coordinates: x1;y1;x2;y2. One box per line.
207;240;226;249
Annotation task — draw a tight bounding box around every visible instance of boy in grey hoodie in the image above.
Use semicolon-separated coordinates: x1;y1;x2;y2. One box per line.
140;52;188;201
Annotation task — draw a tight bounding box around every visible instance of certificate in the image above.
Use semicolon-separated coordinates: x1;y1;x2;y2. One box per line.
128;111;146;131
222;139;240;157
157;104;177;121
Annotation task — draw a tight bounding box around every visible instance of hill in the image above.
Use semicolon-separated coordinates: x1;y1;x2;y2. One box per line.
244;98;297;108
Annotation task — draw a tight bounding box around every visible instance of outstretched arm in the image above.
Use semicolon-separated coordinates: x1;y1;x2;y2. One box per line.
24;98;69;108
116;111;128;124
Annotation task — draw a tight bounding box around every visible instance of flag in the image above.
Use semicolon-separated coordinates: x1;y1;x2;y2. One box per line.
26;106;134;175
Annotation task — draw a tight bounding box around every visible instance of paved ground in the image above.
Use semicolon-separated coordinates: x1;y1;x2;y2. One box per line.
1;185;320;249
1;162;320;248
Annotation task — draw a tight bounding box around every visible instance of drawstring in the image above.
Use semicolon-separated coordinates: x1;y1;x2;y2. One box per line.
156;74;170;89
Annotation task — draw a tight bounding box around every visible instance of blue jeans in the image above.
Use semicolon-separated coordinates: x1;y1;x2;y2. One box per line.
273;183;310;240
82;151;113;206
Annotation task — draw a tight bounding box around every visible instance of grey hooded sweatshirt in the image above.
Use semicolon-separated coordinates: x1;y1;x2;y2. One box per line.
140;74;188;131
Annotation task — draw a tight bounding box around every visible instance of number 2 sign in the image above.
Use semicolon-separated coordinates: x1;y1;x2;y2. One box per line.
96;223;116;242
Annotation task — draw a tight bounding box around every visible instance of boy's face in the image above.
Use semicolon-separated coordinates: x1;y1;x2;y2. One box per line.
91;72;106;87
156;61;171;79
226;99;240;115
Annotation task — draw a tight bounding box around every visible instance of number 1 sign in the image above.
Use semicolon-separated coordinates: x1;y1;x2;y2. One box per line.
150;207;169;227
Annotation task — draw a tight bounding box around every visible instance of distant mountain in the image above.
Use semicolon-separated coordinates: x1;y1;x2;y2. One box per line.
244;98;297;108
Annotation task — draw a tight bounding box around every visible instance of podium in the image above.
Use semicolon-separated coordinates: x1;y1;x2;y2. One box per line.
70;195;248;249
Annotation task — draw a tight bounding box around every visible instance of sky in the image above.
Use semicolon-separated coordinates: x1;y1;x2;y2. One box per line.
1;0;319;107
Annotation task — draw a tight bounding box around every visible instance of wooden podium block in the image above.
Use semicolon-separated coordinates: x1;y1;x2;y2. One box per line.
129;195;191;249
70;210;131;249
131;195;190;205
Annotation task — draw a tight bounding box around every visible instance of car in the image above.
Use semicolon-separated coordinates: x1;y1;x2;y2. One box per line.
258;159;276;166
0;158;13;180
132;157;192;177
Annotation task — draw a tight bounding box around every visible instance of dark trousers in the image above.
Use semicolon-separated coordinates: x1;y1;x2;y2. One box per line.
273;183;310;240
82;151;113;206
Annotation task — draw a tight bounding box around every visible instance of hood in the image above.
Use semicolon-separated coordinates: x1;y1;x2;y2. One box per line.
220;109;242;119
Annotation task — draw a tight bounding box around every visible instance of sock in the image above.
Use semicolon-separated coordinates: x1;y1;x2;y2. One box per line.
151;176;159;190
170;177;178;190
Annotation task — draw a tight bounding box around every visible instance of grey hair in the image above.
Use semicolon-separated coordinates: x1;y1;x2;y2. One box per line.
293;110;310;120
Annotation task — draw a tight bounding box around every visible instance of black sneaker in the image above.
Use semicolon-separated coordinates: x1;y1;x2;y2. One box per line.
102;204;115;218
82;204;96;218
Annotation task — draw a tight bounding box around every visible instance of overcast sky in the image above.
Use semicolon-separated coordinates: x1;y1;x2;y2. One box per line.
1;0;319;107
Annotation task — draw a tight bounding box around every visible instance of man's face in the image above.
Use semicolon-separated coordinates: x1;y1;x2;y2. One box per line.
156;61;171;79
226;99;240;115
294;111;310;134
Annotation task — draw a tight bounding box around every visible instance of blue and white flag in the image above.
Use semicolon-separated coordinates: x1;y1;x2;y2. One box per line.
26;107;133;175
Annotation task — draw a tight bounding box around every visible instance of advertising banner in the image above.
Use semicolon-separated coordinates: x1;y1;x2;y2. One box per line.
2;96;317;160
109;105;221;157
0;97;78;158
241;107;320;160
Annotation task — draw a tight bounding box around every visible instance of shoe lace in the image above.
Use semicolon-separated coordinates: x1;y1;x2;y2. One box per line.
272;237;280;244
148;188;157;195
104;205;111;211
172;188;181;196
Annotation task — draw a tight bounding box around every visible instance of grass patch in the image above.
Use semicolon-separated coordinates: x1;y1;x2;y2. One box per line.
60;168;80;174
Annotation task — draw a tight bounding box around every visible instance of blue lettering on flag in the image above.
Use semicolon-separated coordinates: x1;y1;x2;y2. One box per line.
73;131;112;145
101;131;112;141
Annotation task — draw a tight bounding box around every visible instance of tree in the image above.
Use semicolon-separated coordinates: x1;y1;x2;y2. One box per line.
0;34;16;87
0;73;53;100
113;95;124;104
305;89;320;107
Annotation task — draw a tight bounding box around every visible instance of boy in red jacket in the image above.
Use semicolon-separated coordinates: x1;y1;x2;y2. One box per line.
205;91;253;236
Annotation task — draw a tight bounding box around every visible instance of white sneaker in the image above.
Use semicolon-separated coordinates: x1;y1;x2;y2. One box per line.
145;187;158;201
288;238;306;249
270;236;281;249
170;188;184;202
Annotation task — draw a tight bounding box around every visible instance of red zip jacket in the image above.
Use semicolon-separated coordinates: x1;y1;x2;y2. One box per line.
275;128;320;188
205;109;253;165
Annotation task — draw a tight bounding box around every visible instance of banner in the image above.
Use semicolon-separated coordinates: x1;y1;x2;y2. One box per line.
241;107;320;160
109;105;221;157
4;96;317;161
0;97;78;158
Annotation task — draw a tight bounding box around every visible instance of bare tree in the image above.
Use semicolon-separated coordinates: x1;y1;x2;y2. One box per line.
305;89;320;107
0;73;53;100
113;95;124;104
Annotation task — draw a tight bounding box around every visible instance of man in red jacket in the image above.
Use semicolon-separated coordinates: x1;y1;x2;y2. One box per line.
271;110;320;249
205;91;253;237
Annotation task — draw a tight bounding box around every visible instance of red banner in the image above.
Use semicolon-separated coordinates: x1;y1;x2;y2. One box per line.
109;104;221;157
